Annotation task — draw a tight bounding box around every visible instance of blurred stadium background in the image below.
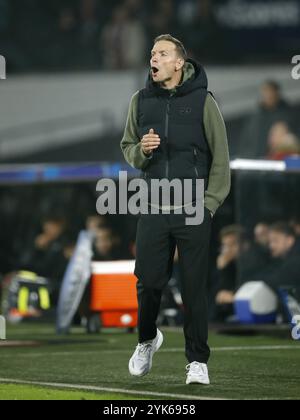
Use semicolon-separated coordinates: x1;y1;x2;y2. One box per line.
0;0;300;400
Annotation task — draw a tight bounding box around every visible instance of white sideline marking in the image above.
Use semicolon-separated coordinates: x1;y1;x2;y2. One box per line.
214;345;300;351
0;344;298;358
0;378;227;401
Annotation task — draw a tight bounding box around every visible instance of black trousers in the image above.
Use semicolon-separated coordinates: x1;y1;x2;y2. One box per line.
134;207;212;364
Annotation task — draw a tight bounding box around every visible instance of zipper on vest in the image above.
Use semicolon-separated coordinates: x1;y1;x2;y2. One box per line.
193;148;199;177
165;99;170;178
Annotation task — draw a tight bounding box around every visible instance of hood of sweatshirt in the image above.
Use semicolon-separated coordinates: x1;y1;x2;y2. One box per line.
146;58;208;97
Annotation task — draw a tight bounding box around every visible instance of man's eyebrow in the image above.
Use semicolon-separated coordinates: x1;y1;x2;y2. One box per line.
151;50;169;54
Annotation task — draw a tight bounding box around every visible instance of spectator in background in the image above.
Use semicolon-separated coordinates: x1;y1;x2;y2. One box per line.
213;225;241;321
213;224;270;322
175;0;197;28
290;216;300;238
267;121;300;160
79;0;98;45
34;217;67;253
239;81;293;158
92;226;122;261
100;4;146;70
18;215;68;277
86;214;109;234
254;222;270;250
124;0;147;21
258;223;300;293
147;0;176;39
78;222;121;323
53;6;79;69
15;215;74;301
254;222;271;260
77;0;100;68
179;0;223;62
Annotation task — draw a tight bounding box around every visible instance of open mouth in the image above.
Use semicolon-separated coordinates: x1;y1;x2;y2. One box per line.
151;66;159;76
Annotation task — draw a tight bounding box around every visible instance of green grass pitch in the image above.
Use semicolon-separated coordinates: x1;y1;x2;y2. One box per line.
0;323;299;400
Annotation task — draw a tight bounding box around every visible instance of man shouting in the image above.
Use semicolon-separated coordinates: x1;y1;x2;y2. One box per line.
121;34;231;385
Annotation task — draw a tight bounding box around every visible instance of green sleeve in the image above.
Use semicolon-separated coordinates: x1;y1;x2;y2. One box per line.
120;91;153;170
203;94;231;215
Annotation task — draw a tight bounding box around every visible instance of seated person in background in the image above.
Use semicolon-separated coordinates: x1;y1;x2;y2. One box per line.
258;223;300;293
92;226;122;261
254;222;270;250
79;225;122;320
213;225;270;322
218;224;270;288
290;216;300;240
11;215;74;306
18;215;68;279
239;226;271;283
86;215;110;234
213;225;244;322
266;121;300;160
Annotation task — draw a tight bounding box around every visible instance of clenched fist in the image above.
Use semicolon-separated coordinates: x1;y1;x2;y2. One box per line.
141;128;161;155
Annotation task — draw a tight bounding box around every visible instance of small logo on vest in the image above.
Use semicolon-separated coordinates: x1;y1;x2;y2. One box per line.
179;107;192;115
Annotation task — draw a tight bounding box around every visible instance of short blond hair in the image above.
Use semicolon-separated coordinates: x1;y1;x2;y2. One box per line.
154;34;187;60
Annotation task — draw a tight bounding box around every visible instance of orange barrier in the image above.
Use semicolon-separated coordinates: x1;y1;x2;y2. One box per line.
90;261;138;328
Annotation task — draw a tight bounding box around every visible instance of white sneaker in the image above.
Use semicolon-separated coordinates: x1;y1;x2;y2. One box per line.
129;329;163;377
186;361;210;385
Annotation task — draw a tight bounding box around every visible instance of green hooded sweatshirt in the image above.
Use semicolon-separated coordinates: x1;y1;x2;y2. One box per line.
120;61;231;215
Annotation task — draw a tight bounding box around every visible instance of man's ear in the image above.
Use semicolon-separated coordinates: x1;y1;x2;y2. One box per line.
176;58;184;71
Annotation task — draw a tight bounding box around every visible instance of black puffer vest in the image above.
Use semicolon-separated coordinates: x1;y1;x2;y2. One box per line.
137;59;212;186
